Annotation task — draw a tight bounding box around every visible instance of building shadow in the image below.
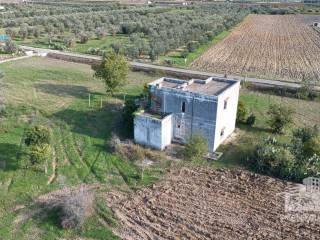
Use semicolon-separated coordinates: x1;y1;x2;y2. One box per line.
0;143;21;171
34;83;101;99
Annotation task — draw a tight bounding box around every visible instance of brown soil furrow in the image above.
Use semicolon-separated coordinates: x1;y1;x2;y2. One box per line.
104;168;320;240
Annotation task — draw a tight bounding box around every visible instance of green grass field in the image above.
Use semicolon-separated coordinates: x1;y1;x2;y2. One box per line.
0;57;165;239
0;57;320;239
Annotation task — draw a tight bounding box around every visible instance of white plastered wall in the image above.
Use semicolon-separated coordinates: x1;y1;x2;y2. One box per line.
213;81;240;151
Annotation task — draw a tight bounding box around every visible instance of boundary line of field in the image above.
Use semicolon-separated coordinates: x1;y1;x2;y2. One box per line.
19;45;320;92
0;55;33;64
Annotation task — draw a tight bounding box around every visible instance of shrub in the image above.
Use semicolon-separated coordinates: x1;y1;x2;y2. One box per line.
250;137;295;179
184;133;208;161
253;141;295;179
250;128;320;182
29;144;51;165
303;136;320;157
246;113;256;126
267;104;294;134
57;186;94;229
24;125;50;146
236;100;247;124
51;42;66;50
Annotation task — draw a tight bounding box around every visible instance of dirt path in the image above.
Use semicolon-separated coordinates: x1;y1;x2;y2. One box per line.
47;148;57;185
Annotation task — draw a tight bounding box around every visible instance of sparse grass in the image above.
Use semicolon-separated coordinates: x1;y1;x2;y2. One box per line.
71;35;129;54
0;57;162;239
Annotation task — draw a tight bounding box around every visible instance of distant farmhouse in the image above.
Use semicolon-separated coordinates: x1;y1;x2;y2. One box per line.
134;77;240;152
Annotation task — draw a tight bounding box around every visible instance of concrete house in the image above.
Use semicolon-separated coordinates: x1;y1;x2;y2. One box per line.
134;76;240;152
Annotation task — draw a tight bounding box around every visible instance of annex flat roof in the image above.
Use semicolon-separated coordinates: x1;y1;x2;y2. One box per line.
149;77;237;96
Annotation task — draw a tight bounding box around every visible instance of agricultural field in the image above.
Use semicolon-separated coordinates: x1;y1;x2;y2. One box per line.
105;167;320;239
191;14;320;84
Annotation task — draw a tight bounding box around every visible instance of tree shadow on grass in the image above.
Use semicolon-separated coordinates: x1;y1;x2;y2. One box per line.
238;124;272;134
52;102;123;140
0;143;22;171
35;83;101;99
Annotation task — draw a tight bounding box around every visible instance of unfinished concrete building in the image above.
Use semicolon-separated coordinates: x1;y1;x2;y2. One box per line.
134;77;240;152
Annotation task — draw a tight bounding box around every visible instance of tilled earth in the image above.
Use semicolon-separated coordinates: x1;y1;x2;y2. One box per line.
106;168;320;240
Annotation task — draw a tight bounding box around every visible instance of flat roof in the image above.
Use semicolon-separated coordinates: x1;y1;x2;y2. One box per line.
150;77;237;96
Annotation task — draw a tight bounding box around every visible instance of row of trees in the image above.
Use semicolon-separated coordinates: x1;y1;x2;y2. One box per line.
2;4;249;60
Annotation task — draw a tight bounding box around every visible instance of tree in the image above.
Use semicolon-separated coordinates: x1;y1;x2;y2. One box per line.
93;51;129;96
267;104;294;134
236;100;247;124
3;39;18;54
184;133;208;161
18;24;28;39
5;28;15;38
79;32;89;44
63;36;76;48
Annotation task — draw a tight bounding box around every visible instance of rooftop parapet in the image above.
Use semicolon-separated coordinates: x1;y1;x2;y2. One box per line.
149;76;239;96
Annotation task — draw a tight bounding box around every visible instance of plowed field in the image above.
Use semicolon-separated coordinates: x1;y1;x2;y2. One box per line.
191;15;320;84
106;168;320;240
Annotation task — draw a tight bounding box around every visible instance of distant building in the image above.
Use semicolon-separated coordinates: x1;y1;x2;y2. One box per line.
134;77;240;152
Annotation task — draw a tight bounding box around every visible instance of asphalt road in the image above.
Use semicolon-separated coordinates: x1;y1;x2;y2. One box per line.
20;45;319;91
